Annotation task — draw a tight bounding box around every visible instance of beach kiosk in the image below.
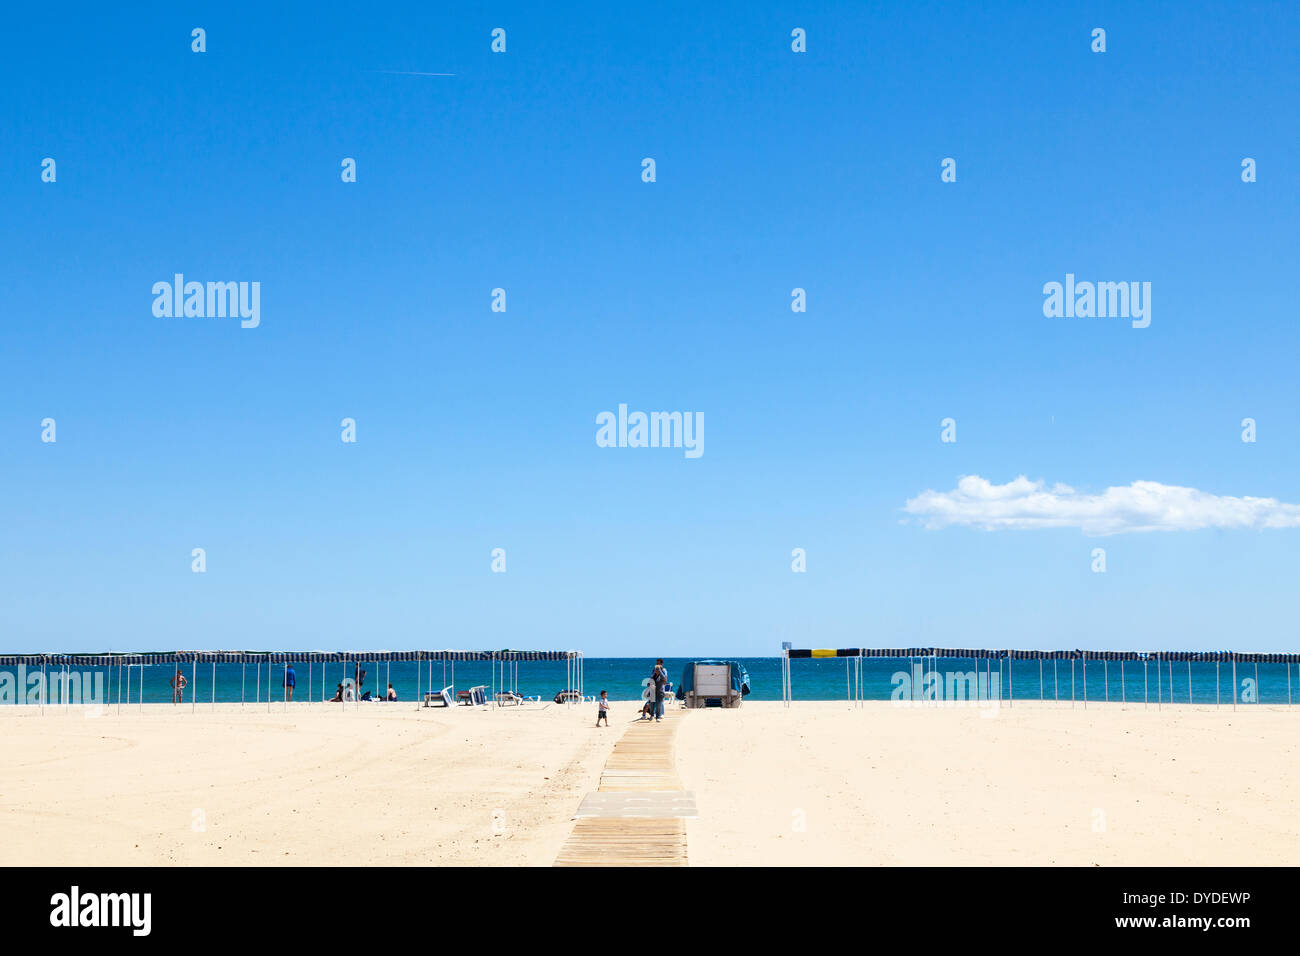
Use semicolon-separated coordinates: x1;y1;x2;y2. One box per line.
679;660;750;709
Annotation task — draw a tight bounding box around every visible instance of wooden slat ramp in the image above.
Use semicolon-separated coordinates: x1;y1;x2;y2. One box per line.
554;710;694;866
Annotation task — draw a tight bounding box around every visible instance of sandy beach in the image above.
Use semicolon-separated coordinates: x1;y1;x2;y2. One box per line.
2;700;1297;866
677;701;1300;866
0;701;618;866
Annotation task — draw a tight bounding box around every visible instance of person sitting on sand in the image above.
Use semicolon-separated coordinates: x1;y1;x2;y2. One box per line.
387;683;397;701
170;669;187;704
329;683;344;703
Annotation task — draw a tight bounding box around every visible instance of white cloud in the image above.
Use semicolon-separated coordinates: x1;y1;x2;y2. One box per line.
904;475;1300;536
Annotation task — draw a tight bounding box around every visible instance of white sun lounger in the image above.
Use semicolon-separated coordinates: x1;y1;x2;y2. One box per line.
424;685;454;707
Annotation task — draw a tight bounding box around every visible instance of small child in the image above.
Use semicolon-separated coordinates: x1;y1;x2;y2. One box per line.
596;691;610;727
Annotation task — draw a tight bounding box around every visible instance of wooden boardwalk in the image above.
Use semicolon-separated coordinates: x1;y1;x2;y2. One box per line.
554;710;692;866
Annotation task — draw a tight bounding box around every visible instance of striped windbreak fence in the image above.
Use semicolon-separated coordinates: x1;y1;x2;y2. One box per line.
1;649;585;712
780;646;1300;707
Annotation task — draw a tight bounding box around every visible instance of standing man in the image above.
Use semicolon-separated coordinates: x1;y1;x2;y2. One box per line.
284;663;296;702
170;668;187;704
651;659;667;722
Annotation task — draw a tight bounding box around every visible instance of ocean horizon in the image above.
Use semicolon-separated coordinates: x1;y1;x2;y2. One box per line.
3;656;1294;706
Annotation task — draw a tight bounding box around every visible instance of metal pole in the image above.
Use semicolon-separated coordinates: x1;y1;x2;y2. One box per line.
212;662;216;710
1054;660;1058;703
1104;660;1109;702
191;659;196;713
1156;658;1161;711
1188;660;1192;705
1082;659;1087;709
1008;653;1013;707
139;663;143;713
1143;661;1148;708
242;663;246;707
1232;656;1237;711
1121;660;1126;703
1071;659;1075;708
1039;660;1043;701
1216;661;1220;706
1254;662;1259;705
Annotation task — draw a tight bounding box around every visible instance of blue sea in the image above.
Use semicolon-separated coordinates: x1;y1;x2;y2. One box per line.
2;656;1296;706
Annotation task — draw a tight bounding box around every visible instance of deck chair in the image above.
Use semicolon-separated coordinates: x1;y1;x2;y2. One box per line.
424;685;453;707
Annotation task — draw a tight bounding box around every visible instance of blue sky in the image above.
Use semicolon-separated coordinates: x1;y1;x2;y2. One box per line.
2;1;1298;656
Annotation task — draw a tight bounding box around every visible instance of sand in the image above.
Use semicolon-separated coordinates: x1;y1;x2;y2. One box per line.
0;700;619;866
3;699;1297;866
676;701;1300;866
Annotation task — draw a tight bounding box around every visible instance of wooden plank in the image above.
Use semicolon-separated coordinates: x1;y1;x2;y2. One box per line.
553;710;690;866
554;819;688;867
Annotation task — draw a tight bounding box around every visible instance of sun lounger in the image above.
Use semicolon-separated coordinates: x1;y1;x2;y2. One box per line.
424;685;454;707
